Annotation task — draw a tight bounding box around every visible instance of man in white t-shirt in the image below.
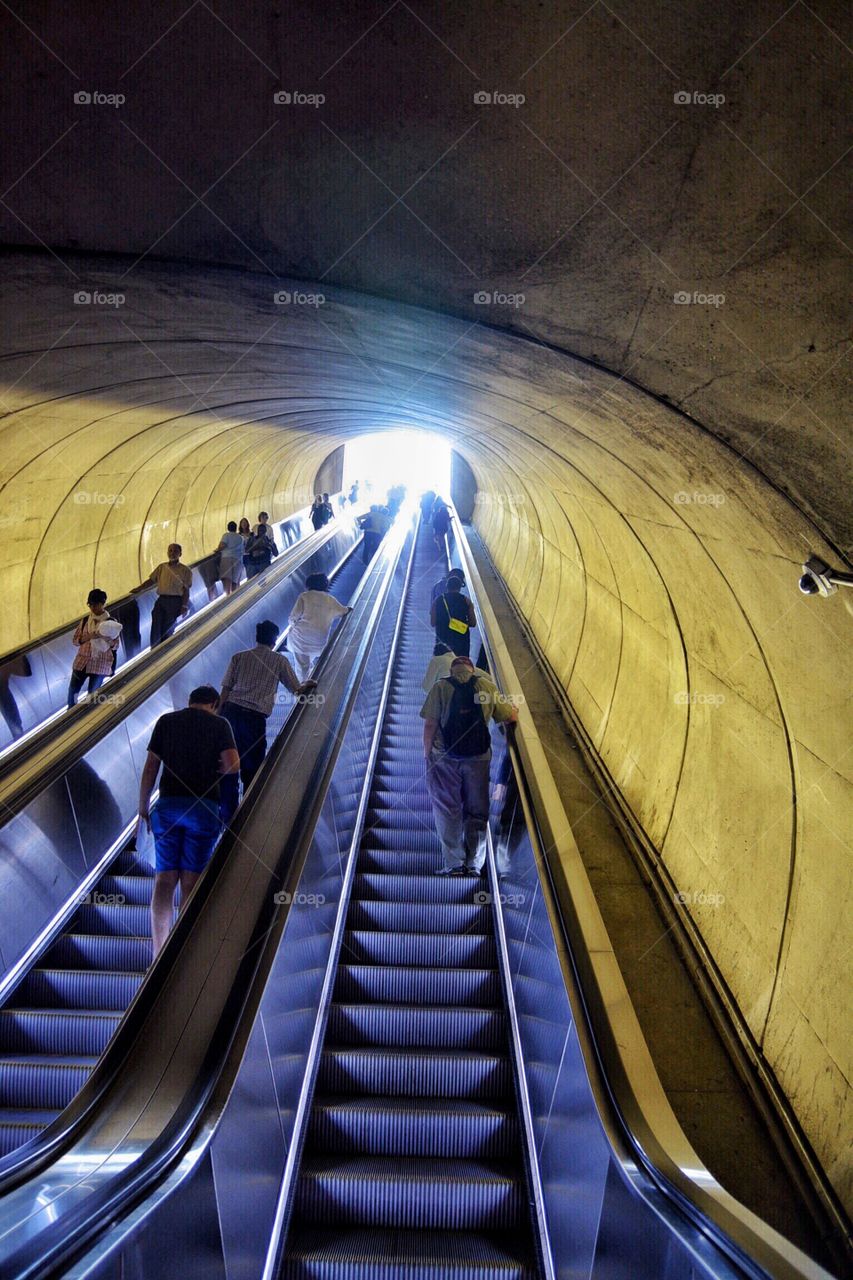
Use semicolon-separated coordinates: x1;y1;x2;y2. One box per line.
287;572;351;681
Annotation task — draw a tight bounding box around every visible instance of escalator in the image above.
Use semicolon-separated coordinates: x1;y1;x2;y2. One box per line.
0;546;367;1160
0;513;840;1280
281;525;538;1278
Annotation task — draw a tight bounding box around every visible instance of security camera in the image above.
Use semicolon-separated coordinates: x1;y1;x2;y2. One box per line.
799;555;853;597
800;556;836;596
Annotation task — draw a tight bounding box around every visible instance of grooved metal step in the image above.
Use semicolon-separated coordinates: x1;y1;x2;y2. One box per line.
326;1003;506;1049
333;966;501;1008
282;1227;535;1279
295;1156;525;1230
309;1096;519;1158
0;1009;121;1055
341;930;496;968
10;970;143;1012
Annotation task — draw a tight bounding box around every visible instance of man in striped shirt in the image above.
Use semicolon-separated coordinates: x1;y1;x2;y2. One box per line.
218;619;317;821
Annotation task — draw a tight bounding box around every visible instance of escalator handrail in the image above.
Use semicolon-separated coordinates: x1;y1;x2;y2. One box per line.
448;512;834;1280
0;511;363;819
0;515;415;1280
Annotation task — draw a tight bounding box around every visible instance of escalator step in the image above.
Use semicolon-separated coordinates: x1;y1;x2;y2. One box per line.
318;1048;511;1100
44;934;151;971
341;930;496;968
96;874;153;905
327;1003;506;1050
346;901;490;934
364;805;434;827
73;904;152;935
294;1156;525;1230
0;1009;121;1055
352;874;482;905
334;966;500;1008
357;832;445;858
308;1096;519;1158
282;1226;535;1280
0;1109;62;1157
0;1057;97;1107
356;848;451;876
110;849;154;876
10;969;143;1012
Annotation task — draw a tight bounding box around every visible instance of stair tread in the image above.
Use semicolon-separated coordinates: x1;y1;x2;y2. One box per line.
285;1226;534;1268
312;1096;514;1118
0;1008;121;1020
300;1155;521;1183
0;1108;62;1125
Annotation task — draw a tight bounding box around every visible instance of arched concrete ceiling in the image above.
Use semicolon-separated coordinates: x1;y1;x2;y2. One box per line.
0;255;849;1216
1;0;850;547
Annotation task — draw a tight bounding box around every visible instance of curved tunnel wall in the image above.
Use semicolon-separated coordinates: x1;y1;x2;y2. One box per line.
1;254;850;1213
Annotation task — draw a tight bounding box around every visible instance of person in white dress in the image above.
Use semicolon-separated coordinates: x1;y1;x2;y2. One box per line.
287;573;351;680
218;522;245;594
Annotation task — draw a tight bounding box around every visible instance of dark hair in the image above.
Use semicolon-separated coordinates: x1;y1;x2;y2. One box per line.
446;572;464;590
256;523;268;536
227;520;237;532
256;619;279;646
306;573;329;592
87;589;107;606
433;641;451;656
189;685;219;706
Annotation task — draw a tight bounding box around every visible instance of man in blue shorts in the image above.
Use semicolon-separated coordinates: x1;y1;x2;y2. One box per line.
137;685;239;956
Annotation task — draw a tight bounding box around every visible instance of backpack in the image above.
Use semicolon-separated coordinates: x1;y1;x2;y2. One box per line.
442;677;491;757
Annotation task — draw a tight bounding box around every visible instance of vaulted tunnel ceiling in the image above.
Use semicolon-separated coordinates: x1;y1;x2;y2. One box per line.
1;0;850;547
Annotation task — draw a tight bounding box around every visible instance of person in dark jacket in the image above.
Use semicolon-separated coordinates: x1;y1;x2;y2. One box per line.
430;571;476;657
245;523;277;578
431;500;451;551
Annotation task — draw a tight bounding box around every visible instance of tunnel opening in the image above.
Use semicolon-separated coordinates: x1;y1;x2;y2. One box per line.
342;428;451;509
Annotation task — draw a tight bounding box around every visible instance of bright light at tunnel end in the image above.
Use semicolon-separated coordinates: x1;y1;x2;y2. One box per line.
342;430;451;505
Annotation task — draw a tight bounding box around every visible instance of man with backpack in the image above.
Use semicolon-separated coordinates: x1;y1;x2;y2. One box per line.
420;654;517;876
